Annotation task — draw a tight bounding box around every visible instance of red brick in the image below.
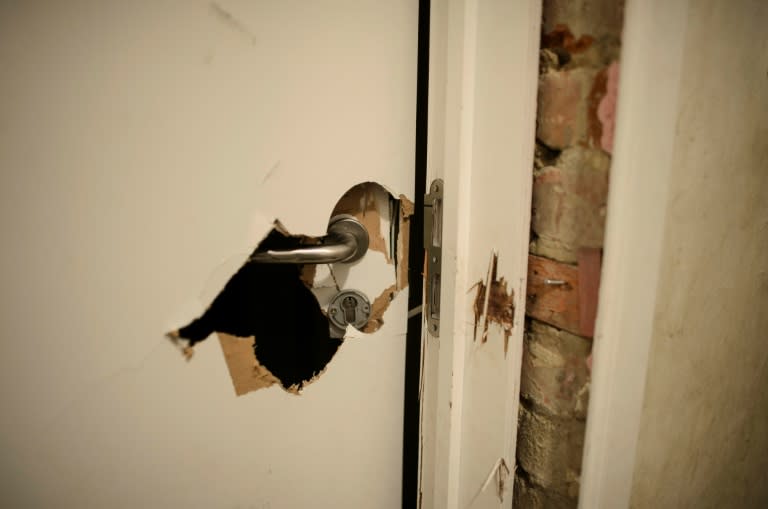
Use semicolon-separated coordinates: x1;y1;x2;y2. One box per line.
526;255;580;333
578;247;603;337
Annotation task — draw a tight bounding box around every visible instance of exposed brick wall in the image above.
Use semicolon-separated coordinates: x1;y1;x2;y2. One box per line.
514;1;624;507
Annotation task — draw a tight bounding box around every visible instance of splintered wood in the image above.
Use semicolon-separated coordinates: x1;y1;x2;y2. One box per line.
472;253;515;355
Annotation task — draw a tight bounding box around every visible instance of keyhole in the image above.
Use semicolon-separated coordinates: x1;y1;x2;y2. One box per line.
342;296;358;323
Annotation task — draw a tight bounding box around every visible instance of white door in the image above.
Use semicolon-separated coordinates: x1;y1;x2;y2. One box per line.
0;2;417;508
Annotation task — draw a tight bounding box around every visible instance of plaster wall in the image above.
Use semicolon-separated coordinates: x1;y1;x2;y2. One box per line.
629;1;768;507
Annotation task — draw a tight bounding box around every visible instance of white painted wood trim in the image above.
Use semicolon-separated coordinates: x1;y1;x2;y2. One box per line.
578;1;691;507
418;0;541;507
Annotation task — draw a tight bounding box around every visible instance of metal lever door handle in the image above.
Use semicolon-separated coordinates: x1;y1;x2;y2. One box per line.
248;215;369;264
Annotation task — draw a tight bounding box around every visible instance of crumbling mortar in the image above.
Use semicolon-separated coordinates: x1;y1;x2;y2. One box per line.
515;402;585;500
519;393;587;424
533;141;562;169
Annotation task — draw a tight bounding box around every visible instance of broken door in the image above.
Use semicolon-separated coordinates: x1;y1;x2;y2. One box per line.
0;1;416;507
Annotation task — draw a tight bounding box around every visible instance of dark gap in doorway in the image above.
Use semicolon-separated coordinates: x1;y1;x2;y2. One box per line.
402;0;430;507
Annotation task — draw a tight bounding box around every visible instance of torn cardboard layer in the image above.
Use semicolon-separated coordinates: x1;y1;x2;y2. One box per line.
173;227;343;393
396;194;413;291
171;182;413;396
218;333;280;394
472;253;516;354
362;283;398;334
327;183;412;334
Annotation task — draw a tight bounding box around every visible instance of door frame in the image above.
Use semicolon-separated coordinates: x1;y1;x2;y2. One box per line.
416;0;542;507
577;0;690;507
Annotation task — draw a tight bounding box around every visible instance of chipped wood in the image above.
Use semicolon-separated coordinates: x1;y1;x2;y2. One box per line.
472;253;516;354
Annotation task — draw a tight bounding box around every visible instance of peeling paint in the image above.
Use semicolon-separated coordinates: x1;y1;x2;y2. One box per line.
472;253;515;354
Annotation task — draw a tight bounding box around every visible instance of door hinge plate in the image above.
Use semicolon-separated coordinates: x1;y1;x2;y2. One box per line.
424;179;443;337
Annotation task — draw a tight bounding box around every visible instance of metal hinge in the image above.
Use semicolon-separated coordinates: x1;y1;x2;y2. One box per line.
424;179;443;337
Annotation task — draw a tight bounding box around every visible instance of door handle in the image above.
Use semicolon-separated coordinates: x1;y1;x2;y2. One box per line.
248;215;369;264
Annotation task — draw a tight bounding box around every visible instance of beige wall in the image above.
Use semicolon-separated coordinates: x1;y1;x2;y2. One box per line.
629;1;768;507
